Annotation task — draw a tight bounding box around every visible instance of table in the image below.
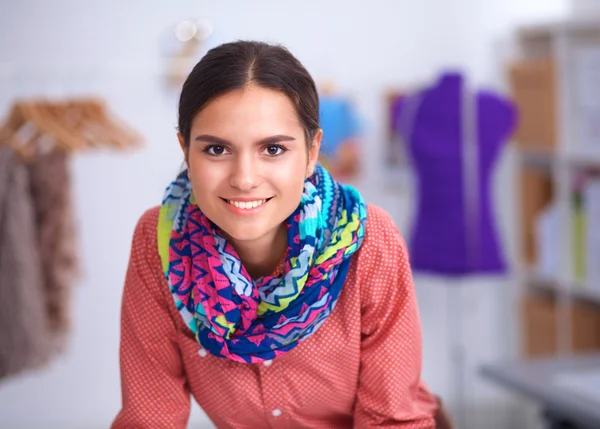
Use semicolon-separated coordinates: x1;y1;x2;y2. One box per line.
480;354;600;429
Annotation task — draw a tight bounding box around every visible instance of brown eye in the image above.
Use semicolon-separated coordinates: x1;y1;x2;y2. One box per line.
264;145;285;156
204;145;227;156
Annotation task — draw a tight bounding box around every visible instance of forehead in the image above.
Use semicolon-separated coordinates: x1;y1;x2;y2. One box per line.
191;85;302;135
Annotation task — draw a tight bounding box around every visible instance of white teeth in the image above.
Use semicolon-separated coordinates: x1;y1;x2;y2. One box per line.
227;199;267;210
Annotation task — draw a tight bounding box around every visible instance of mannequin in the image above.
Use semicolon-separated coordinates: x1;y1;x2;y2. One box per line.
393;72;517;428
395;72;517;276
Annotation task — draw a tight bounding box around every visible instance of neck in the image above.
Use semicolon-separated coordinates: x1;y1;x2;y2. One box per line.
227;223;288;280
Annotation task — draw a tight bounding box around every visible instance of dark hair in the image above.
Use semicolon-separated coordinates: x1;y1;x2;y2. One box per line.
178;40;320;151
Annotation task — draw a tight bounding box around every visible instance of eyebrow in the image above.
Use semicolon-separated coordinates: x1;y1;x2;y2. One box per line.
194;134;296;146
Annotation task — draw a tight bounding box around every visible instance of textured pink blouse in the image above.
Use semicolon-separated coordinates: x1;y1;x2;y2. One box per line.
111;204;438;428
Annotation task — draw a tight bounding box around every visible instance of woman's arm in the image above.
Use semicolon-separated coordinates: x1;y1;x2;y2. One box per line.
353;206;437;429
111;209;190;429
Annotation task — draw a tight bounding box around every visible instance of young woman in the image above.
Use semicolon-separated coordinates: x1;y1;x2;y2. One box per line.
112;40;450;429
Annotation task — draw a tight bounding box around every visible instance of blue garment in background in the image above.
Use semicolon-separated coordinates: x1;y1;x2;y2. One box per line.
319;96;360;157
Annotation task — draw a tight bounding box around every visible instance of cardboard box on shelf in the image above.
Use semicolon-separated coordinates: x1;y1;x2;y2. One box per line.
572;299;600;351
509;60;557;151
522;293;557;357
521;292;600;357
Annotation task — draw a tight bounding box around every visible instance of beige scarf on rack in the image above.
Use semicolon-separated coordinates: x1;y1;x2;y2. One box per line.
0;146;80;380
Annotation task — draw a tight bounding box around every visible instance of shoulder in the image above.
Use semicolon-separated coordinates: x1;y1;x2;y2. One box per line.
124;205;168;301
360;203;408;263
364;204;400;237
354;204;413;301
130;206;161;255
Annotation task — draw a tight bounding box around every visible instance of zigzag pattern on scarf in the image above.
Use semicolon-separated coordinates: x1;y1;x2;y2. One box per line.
158;164;367;363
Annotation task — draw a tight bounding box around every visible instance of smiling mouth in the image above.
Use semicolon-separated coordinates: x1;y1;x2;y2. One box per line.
220;197;273;210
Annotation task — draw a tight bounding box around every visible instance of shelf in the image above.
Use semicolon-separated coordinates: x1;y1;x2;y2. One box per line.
518;148;555;169
516;148;600;170
566;152;600;170
526;273;600;305
517;16;600;39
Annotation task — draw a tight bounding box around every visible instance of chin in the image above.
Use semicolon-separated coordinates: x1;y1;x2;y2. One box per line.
225;231;260;242
218;223;269;243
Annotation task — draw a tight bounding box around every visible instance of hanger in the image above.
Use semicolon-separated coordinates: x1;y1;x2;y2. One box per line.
39;99;122;150
72;98;143;149
35;100;93;150
0;101;82;160
0;98;143;160
0;103;39;160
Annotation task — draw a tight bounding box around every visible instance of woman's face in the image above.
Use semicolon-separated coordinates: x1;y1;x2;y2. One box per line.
180;84;321;245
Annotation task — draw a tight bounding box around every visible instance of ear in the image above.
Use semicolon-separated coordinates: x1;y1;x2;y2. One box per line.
306;129;322;178
177;132;188;164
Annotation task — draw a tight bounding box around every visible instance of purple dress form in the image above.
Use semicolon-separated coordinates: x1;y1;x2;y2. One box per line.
396;72;517;276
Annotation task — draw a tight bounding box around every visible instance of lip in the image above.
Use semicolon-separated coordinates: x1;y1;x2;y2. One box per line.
220;197;272;216
223;197;272;202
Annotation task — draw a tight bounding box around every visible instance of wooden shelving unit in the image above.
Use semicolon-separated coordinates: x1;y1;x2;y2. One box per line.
511;17;600;358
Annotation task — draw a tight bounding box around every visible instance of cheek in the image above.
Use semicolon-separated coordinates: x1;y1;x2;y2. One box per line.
270;165;306;203
188;154;223;181
272;157;305;179
187;158;221;206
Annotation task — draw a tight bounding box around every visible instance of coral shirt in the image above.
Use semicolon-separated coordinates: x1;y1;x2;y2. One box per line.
111;204;437;428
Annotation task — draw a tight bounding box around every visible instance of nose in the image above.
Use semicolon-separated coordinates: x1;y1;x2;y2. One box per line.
229;153;261;191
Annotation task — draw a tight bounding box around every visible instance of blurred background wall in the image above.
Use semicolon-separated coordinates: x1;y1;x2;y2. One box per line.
0;1;585;428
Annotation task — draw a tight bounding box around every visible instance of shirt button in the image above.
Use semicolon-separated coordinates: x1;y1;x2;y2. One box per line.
198;348;208;357
272;409;282;417
263;360;273;367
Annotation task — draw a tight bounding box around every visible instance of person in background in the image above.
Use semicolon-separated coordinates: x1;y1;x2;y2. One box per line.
111;40;453;429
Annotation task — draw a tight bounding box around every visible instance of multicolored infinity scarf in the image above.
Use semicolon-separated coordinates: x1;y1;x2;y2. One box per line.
157;164;367;363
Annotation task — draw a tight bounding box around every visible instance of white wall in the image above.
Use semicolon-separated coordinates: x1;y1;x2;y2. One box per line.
0;1;569;428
